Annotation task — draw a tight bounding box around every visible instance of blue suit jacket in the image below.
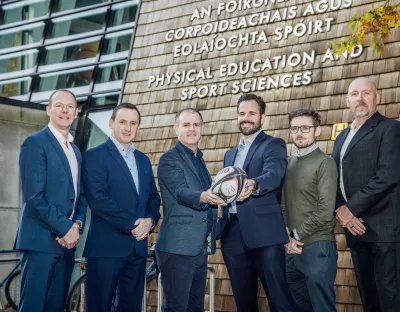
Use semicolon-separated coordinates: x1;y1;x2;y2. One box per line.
82;138;160;258
16;126;87;254
216;131;289;248
155;142;218;256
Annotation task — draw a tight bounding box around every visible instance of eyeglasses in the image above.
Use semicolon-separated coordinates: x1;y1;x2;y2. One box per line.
289;125;316;134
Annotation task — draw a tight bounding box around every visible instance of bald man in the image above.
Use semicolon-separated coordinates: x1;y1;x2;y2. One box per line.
332;78;400;312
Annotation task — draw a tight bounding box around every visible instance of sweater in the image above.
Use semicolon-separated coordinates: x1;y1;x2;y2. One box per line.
281;148;338;246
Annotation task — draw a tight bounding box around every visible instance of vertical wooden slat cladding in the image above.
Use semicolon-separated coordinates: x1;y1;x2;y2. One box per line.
130;0;400;310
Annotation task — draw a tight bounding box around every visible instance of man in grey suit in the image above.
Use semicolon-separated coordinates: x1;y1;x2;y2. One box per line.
156;108;225;312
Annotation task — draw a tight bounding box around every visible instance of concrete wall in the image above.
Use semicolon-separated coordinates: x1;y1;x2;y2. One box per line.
0;104;48;307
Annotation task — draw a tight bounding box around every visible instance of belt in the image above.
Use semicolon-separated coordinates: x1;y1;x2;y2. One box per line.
229;213;238;221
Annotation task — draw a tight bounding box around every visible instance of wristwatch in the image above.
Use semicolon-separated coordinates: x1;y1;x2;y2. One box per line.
73;220;83;231
289;229;300;241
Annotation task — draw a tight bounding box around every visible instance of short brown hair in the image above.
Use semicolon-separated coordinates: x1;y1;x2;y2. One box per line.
111;102;141;124
289;108;321;126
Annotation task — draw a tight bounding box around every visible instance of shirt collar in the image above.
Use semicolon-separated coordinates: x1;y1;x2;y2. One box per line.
110;135;135;153
292;142;319;157
239;130;262;149
48;123;74;143
177;140;203;158
350;119;364;132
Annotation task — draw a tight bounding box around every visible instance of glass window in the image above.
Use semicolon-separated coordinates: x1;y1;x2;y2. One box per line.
32;67;94;102
52;0;111;13
100;29;132;61
0;22;44;54
0;77;31;99
93;61;125;92
1;0;50;27
89;92;119;106
46;8;107;43
0;49;38;80
107;1;138;31
39;37;100;72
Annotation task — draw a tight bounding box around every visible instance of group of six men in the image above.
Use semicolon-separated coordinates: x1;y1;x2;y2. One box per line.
16;76;400;312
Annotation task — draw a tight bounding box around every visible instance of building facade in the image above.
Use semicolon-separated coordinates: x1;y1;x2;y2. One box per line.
0;0;399;311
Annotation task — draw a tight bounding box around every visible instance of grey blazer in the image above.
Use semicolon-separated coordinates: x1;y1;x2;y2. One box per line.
155;142;217;256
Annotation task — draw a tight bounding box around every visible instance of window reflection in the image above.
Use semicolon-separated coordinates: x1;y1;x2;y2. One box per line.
89;92;119;106
36;67;94;93
0;77;31;99
53;0;111;13
0;50;38;81
100;30;132;61
47;8;107;41
0;22;44;53
108;1;138;30
40;39;99;71
1;0;50;27
93;61;125;92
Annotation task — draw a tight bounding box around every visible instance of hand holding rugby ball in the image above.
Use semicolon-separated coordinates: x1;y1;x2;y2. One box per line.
211;166;248;204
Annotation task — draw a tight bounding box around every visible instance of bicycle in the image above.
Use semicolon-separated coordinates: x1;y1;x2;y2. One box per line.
66;243;159;312
0;250;21;311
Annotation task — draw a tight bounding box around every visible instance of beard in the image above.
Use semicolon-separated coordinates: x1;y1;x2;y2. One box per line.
355;111;370;117
294;139;315;149
239;120;262;136
354;101;370;118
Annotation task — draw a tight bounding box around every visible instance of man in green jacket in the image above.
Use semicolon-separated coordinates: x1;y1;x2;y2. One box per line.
281;108;338;312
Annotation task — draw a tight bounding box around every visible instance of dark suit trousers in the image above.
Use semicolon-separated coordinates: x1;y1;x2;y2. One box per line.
221;220;295;312
350;241;400;312
86;248;146;312
156;247;208;312
19;249;75;312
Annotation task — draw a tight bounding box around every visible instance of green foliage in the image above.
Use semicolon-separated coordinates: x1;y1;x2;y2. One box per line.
331;2;400;55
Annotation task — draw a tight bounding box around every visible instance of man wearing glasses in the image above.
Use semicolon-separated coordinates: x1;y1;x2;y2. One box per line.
281;108;338;312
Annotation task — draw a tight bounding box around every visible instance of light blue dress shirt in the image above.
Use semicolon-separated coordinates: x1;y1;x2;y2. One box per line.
110;135;139;193
230;130;262;214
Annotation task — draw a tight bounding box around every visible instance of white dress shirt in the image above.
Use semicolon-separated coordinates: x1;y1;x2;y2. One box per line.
48;123;78;219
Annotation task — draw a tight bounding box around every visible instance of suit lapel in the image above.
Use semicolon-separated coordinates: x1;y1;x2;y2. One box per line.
343;112;381;159
45;127;74;188
135;151;146;198
106;139;139;197
175;143;202;186
225;147;238;167
242;131;266;171
72;144;81;197
333;127;350;162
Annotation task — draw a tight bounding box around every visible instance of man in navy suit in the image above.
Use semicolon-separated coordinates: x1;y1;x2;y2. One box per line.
83;103;160;312
17;89;87;312
156;108;225;312
333;77;400;312
217;94;295;312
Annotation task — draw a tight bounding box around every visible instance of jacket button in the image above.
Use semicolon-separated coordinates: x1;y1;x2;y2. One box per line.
202;218;206;222
70;199;74;203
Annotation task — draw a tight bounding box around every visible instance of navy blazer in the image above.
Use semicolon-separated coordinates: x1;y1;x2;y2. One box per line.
82;138;160;258
217;131;289;248
332;112;400;246
16;126;87;254
155;142;218;257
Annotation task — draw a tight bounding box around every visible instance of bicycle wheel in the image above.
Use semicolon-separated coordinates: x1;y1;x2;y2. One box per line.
66;274;87;312
5;270;21;311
